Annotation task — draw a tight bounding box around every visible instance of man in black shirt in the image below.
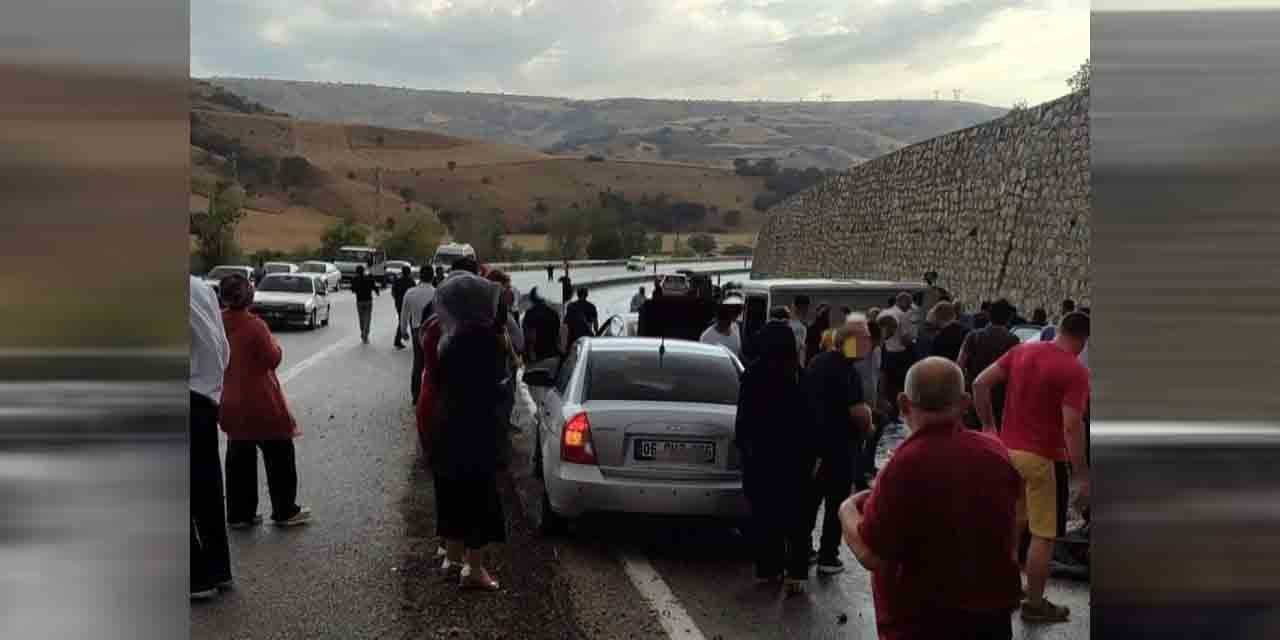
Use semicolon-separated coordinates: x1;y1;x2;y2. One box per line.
350;265;381;344
930;301;970;362
804;325;872;575
558;273;573;306
391;266;414;350
546;264;555;281
564;287;598;348
521;287;562;363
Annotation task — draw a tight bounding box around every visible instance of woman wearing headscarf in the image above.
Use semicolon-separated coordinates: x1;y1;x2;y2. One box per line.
428;273;510;591
217;274;311;528
736;307;819;595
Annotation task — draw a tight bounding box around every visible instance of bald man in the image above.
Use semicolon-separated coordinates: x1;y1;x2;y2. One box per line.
840;357;1022;640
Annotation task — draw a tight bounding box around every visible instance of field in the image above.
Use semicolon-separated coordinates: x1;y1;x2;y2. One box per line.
504;232;757;254
190;193;341;253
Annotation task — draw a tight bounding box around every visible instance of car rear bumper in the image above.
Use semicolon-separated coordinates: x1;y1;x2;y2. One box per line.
546;463;748;519
253;310;311;326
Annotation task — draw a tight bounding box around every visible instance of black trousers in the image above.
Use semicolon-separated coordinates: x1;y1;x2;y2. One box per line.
746;473;812;580
225;439;300;523
807;462;854;561
410;327;424;403
393;299;405;345
191;392;231;590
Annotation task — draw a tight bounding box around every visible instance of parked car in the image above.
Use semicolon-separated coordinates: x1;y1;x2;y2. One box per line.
299;261;342;292
626;256;648;271
251;273;331;330
263;262;299;276
522;337;747;532
203;265;254;297
657;274;691;296
382;260;415;285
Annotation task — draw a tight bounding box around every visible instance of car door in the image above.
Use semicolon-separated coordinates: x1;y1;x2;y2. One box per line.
539;344;580;475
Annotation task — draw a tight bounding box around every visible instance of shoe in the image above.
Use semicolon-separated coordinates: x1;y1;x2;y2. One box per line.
191;587;218;601
816;558;845;575
394;343;406;350
228;514;263;530
215;578;234;591
784;578;807;596
1021;597;1070;623
273;506;312;527
459;565;501;591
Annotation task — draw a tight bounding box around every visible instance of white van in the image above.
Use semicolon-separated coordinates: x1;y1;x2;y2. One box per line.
737;278;929;339
626;255;648;271
432;242;476;270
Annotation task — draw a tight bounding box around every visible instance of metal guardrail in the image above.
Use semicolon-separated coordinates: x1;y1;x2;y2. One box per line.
489;256;752;273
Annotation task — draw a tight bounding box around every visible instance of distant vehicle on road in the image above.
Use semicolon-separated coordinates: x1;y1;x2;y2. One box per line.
626;256;648;271
251;273;331;330
263;262;299;276
657;274;691;296
523;337;747;532
334;246;388;285
382;260;415;285
204;265;254;297
431;242;475;271
299;260;341;292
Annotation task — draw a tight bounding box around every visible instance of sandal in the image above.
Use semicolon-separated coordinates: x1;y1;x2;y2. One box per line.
459;566;501;591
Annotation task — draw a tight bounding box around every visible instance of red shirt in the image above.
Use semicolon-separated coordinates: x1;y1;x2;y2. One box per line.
858;424;1022;639
414;316;444;449
996;341;1090;461
219;310;299;440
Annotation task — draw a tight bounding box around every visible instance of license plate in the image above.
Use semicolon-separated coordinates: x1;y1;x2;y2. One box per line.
634;439;716;465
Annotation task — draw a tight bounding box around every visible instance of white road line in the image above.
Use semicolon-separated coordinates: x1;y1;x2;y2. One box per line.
619;551;708;640
278;335;361;386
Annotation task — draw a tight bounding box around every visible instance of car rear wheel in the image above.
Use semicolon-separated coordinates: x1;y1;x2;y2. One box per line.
307;310;317;330
321;306;330;327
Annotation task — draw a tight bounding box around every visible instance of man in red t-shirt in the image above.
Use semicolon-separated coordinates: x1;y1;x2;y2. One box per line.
973;311;1090;624
840;357;1022;639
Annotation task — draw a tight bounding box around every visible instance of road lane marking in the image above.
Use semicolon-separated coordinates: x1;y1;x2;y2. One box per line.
619;551;708;640
278;335;362;386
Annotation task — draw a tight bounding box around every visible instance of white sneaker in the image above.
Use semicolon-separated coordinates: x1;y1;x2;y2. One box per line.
273;506;312;527
191;588;218;601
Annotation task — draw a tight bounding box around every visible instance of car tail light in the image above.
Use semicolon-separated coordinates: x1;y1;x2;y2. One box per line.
560;412;596;465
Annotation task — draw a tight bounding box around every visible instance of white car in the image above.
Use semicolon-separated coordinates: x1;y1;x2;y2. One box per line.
383;260;415;285
626;256;648;271
203;265;254;297
263;261;299;277
299;261;342;292
523;337;747;533
251;273;332;330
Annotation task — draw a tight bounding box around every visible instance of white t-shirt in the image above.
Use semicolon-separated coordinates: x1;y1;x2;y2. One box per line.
700;323;742;358
788;319;807;356
189;276;230;404
881;305;915;353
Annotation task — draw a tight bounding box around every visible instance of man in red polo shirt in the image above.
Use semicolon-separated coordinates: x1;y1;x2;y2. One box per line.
973;311;1090;624
840;357;1022;639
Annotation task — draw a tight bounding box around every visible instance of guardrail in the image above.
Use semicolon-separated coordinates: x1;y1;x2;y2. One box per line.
489;256;752;273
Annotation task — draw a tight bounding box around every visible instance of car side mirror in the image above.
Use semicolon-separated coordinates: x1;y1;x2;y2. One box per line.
522;368;556;388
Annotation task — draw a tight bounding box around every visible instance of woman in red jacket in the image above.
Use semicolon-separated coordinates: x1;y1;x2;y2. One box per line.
218;274;312;528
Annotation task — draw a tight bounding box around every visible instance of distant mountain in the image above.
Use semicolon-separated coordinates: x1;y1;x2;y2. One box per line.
205;77;1008;171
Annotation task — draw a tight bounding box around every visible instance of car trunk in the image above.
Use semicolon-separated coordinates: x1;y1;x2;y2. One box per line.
583;400;739;481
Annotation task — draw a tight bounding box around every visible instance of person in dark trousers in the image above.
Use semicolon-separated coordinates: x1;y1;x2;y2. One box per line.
564;287;599;347
351;265;381;344
190;276;232;601
558;272;573;306
738;308;819;595
546;264;555;281
521;287;562;363
217;275;311;529
804;324;872;576
957;299;1020;430
391;266;414;349
402;266;437;403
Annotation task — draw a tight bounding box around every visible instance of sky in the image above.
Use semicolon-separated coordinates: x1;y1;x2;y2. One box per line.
190;0;1091;108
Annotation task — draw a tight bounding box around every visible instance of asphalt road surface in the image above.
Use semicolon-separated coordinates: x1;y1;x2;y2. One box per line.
190;260;1089;640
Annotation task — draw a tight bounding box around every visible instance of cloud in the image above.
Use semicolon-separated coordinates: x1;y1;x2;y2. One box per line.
191;0;1088;106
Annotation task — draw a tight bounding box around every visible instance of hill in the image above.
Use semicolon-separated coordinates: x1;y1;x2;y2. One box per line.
204;77;1008;170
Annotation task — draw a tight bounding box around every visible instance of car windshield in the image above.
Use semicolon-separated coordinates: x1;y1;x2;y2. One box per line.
265;264;294;273
300;263;327;273
586;350;739;405
338;249;374;262
208;267;243;279
257;276;315;293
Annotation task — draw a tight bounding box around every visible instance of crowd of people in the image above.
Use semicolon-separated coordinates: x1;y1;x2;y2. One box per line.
725;282;1091;638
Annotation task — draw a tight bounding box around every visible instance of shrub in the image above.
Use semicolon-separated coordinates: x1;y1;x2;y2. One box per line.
480;176;491;185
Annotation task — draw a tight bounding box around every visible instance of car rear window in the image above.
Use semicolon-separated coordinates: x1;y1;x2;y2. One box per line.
585;349;740;405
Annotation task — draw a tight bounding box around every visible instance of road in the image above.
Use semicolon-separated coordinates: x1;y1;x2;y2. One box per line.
190;259;1089;640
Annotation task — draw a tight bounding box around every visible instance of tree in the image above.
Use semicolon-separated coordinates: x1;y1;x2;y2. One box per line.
380;214;443;263
320;219;370;257
447;161;457;171
451;209;506;260
753;192;784;212
1068;58;1091;92
546;208;589;260
1011;99;1030;111
398;186;416;203
687;233;717;255
723;209;742;227
279;156;316;189
190;181;246;269
437;209;458;232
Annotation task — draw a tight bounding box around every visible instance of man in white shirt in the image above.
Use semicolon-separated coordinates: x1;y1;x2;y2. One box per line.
700;295;745;358
190;275;232;600
789;295;811;365
401;266;437;404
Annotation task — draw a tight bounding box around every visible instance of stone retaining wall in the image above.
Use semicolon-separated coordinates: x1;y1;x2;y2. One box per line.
752;91;1090;312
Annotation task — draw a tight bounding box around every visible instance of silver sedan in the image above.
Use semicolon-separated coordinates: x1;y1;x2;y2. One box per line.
523;337;747;532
